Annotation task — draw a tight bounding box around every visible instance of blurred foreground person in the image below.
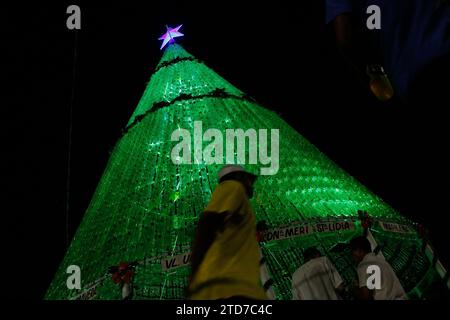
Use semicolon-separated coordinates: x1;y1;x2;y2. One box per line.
292;247;345;300
187;165;266;300
327;0;450;102
350;236;407;300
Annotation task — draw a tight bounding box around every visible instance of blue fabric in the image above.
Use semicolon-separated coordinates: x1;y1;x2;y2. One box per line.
326;0;450;99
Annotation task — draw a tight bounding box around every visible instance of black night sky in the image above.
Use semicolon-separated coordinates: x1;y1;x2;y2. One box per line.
6;1;449;299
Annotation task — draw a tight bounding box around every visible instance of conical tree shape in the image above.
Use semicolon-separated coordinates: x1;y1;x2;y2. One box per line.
46;44;438;300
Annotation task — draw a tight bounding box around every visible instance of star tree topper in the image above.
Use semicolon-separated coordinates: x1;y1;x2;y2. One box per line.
158;25;184;50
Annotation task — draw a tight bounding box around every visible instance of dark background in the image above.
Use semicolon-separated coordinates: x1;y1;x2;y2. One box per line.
5;1;449;299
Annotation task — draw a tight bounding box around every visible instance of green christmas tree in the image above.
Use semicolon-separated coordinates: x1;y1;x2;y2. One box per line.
46;41;442;300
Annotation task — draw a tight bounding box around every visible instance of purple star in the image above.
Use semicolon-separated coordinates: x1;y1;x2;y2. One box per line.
158;25;184;50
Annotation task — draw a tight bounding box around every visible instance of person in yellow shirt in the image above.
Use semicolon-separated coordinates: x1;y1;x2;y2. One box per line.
187;165;267;300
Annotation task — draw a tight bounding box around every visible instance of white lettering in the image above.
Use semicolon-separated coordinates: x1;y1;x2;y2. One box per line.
66;265;81;289
170;121;279;175
366;265;381;290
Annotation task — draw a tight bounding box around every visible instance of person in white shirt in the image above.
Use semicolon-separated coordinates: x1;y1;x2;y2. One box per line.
292;247;345;300
349;236;407;300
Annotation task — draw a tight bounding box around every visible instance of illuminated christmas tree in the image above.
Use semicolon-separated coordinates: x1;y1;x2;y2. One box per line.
46;27;445;300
